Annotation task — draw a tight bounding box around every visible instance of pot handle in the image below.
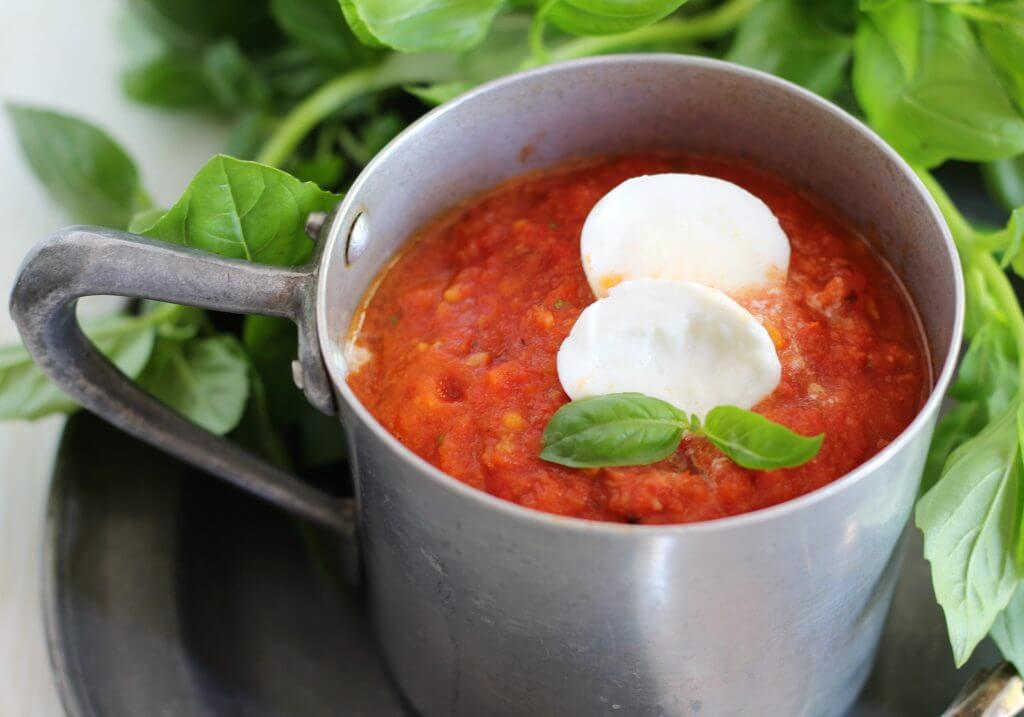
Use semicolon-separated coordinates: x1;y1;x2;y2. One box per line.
9;222;354;534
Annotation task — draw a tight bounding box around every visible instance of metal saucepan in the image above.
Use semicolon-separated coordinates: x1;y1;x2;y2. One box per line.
10;55;964;716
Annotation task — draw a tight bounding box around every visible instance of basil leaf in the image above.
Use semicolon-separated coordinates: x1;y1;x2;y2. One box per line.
271;0;376;66
229;369;294;469
727;0;852;99
124;40;267;114
122;52;219;110
983;156;1024;212
977;23;1024;113
6;104;149;229
243;316;310;424
852;2;1024;167
289;153;347;188
540;393;687;468
701;405;823;469
859;0;897;10
998;207;1024;269
137;335;250;435
1016;403;1024;565
922;402;986;495
406;81;469;106
260;46;335;102
964;263;1005;341
127;0;278;48
0;314;158;420
138;155;340;265
202;40;269;112
916;405;1022;667
545;0;687;36
338;113;404;166
148;303;205;341
404;15;533;105
954;2;1024;32
991;582;1024;675
227;113;279;160
926;322;1020;493
340;0;505;52
128;208;169;234
950;322;1020;418
242;315;345;468
283;122;348;187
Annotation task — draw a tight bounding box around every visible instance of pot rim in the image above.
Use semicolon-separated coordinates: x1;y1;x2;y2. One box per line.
316;53;965;536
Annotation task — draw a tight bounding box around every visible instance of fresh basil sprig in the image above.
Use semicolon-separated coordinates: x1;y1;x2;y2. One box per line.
853;2;1024;168
4;108;337;442
700;405;824;470
540;393;693;468
726;0;852;100
540;393;823;470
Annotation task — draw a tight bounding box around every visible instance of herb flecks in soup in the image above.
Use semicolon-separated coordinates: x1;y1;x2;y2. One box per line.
346;155;928;524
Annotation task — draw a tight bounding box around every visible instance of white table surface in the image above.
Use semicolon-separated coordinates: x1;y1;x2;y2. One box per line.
1;1;227;712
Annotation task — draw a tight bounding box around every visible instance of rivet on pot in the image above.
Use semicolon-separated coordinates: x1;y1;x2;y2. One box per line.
304;212;328;240
346;213;370;265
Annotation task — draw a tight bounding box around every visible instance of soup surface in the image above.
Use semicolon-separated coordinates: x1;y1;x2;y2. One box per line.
346;155;929;524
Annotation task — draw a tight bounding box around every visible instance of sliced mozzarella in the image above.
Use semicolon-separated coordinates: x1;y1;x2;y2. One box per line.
581;174;790;298
557;279;781;419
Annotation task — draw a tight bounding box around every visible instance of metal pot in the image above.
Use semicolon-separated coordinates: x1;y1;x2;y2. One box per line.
10;55;963;716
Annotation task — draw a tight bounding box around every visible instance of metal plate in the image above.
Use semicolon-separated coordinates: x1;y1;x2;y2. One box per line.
43;411;1002;717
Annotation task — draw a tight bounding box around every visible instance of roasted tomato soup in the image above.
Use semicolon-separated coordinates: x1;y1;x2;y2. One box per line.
346;155;928;524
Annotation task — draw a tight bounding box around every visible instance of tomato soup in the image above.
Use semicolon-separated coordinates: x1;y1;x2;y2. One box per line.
346;155;929;524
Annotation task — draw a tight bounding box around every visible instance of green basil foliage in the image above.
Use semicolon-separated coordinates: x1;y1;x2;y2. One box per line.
4;115;337;440
984;156;1024;212
271;0;376;66
341;0;506;51
138;335;251;434
540;393;822;470
136;155;339;264
122;52;221;110
544;0;688;36
6;105;150;228
852;2;1024;167
993;573;1024;674
6;0;1024;673
924;322;1019;493
916;406;1022;666
727;0;852;99
0;313;158;420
